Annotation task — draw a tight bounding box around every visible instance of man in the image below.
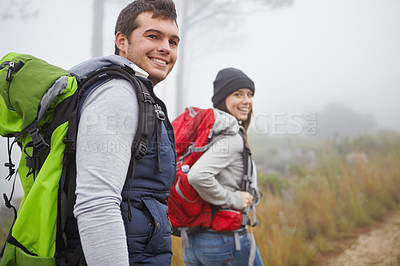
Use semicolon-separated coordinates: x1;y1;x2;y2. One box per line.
69;0;179;265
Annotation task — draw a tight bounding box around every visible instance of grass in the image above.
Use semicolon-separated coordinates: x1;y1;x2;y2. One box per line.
171;131;400;265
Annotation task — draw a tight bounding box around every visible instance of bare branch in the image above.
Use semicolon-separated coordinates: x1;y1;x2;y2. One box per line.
186;1;231;28
0;0;39;21
187;0;213;20
173;0;295;114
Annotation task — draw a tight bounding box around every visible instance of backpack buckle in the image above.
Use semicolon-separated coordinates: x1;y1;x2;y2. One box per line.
155;105;165;121
142;92;153;103
63;138;75;154
135;142;148;159
31;129;50;151
26;155;41;170
26;126;50;151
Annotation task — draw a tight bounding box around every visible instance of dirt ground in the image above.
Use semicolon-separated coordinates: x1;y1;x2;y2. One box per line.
314;209;400;266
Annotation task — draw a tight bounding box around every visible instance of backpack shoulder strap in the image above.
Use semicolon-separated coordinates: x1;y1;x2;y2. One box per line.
76;65;156;160
239;129;252;192
74;65;164;223
238;129;261;230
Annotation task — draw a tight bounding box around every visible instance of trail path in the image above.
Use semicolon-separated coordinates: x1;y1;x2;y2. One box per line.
315;209;400;266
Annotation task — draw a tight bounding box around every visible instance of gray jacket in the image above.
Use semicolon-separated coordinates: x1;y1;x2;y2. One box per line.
188;109;249;210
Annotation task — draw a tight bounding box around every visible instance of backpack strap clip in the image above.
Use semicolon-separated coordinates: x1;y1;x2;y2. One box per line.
135;142;148;159
142;92;154;104
25;155;41;170
27;126;50;151
62;138;75;154
155;104;166;121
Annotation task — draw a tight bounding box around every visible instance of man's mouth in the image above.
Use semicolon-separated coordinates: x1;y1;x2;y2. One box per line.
151;57;168;65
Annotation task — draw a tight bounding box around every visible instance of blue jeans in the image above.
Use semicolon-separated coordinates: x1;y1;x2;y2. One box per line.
182;230;263;266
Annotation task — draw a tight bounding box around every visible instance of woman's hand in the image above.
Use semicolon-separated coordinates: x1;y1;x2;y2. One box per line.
241;191;253;209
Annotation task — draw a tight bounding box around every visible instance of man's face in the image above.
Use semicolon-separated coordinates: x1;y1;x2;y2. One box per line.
117;11;179;85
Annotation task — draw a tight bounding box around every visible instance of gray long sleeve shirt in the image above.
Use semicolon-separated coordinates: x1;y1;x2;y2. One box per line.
71;55;147;266
188;109;246;210
74;79;136;266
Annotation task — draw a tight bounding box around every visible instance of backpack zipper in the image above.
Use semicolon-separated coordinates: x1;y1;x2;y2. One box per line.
6;62;15;81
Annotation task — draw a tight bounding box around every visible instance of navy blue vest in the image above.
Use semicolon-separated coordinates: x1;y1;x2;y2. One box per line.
78;68;176;265
120;78;176;265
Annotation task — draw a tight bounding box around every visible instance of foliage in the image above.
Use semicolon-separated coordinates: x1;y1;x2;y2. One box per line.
172;132;400;265
258;172;288;195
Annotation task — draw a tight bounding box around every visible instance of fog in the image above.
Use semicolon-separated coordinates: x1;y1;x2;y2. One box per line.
180;0;400;133
1;0;399;198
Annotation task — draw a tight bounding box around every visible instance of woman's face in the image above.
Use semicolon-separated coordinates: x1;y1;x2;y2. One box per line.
225;88;253;121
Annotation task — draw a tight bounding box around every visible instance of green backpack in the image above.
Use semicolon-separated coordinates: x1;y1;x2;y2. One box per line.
0;53;157;265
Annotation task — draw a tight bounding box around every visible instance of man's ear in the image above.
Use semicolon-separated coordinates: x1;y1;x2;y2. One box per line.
115;32;128;57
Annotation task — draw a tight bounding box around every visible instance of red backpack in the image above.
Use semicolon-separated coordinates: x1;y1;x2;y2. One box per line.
168;107;252;236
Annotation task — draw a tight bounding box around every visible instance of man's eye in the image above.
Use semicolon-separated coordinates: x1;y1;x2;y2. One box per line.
148;35;157;39
169;40;178;46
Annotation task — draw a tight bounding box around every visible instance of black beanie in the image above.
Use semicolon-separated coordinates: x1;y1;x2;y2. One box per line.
211;67;255;107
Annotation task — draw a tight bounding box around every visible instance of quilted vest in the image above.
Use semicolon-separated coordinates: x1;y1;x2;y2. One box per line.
121;78;176;265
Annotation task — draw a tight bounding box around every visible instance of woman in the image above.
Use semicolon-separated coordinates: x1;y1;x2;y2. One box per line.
183;67;263;266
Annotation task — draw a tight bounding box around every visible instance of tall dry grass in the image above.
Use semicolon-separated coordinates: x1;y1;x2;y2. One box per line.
171;132;400;265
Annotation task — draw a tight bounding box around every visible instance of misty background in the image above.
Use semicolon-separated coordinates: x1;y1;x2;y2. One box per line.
0;0;399;199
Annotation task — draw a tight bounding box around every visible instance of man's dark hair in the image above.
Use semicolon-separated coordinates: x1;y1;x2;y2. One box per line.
114;0;177;55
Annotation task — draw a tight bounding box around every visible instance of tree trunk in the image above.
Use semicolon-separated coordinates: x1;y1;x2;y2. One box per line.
92;0;104;58
175;0;189;116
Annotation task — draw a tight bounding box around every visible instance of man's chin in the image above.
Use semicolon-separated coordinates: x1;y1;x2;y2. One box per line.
149;72;169;85
148;76;164;85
